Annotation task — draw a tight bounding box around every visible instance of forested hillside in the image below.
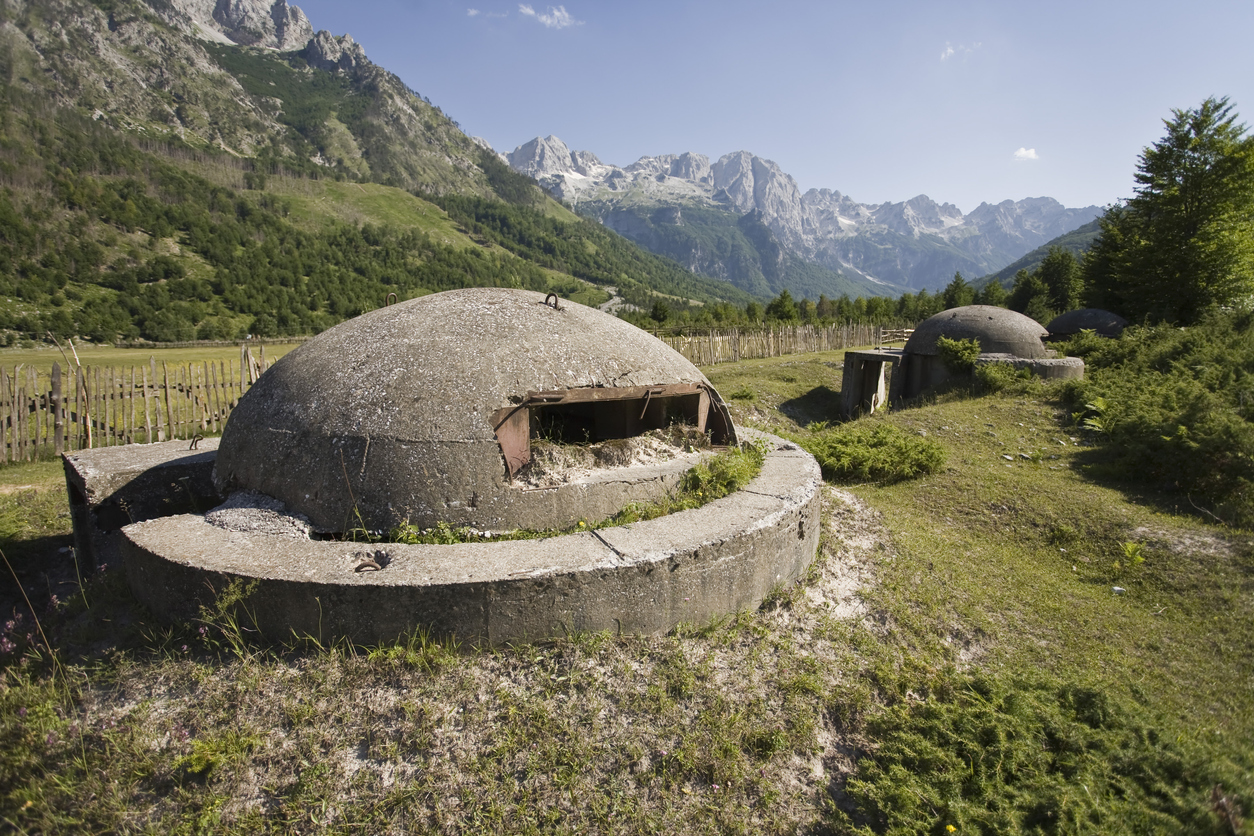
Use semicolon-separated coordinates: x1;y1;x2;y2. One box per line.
0;0;763;344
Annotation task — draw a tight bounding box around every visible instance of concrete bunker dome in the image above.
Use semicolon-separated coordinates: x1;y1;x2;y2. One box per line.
905;305;1050;359
214;288;736;534
840;304;1082;415
1046;308;1128;339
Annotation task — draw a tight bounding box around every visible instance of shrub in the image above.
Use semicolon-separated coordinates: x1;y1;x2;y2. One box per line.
974;361;1035;394
1060;310;1254;525
835;670;1250;835
936;336;981;374
801;421;945;484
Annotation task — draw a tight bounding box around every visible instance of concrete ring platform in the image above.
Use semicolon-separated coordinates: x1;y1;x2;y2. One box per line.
120;430;821;645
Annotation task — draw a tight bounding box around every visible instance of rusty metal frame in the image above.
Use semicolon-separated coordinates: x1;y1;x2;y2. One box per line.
490;383;735;479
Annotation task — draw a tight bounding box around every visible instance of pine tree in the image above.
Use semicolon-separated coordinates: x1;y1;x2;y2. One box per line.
941;271;975;309
1036;247;1082;313
1084;97;1254;323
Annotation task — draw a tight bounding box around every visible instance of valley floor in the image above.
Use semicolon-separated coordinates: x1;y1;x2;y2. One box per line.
0;349;1249;834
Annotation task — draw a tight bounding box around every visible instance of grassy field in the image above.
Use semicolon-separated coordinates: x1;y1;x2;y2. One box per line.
0;343;306;377
0;350;1249;834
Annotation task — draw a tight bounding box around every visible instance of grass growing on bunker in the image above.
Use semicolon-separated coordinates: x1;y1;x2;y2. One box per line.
0;348;1251;834
376;434;768;546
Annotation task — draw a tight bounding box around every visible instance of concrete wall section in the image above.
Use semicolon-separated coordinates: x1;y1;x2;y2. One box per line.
63;437;223;571
120;430;821;645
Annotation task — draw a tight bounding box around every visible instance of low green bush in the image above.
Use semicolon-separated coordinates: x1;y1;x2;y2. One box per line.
800;421;945;484
974;362;1035;394
835;669;1249;835
936;336;981;374
1058;310;1254;525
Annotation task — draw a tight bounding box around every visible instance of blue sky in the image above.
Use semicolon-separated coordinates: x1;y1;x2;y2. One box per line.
293;0;1254;213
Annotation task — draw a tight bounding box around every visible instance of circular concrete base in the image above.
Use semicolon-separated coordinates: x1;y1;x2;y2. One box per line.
120;430;821;645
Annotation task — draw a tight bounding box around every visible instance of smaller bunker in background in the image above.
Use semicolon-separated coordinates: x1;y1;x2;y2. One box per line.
899;305;1053;399
840;305;1085;417
1046;308;1128;340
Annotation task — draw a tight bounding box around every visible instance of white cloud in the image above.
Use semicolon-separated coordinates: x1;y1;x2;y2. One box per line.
1014;147;1039;161
940;41;981;61
519;4;580;29
467;8;480;15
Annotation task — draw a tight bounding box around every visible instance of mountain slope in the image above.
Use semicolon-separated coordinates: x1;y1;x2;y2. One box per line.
976;218;1104;288
0;0;762;343
506;135;1102;296
0;0;492;197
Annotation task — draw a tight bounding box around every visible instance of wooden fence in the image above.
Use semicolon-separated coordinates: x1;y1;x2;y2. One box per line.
1;345;273;462
656;322;908;366
1;324;913;461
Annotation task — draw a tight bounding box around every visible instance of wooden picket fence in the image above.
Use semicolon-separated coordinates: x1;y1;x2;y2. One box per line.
0;345;273;462
655;322;908;366
0;324;913;461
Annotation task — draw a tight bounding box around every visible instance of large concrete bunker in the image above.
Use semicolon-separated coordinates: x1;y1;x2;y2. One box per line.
69;289;821;644
215;288;736;534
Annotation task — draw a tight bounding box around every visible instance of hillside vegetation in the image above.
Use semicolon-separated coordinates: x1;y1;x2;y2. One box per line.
0;96;767;343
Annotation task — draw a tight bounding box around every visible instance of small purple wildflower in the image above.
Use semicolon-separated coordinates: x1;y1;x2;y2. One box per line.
0;637;15;654
17;707;27;718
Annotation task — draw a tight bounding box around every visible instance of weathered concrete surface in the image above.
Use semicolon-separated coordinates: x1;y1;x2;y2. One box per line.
976;354;1085;380
840;349;903;418
62;437;223;570
121;430;820;645
215;288;737;533
905;305;1051;359
1045;308;1128;339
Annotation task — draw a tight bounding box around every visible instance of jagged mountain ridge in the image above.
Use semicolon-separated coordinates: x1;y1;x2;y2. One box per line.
0;0;493;196
506;135;1103;293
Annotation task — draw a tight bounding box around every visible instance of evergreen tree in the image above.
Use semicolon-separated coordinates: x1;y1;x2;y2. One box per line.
798;297;817;323
1036;246;1083;313
942;271;975;309
765;289;799;321
1008;268;1052;323
1084;96;1254;323
975;279;1007;307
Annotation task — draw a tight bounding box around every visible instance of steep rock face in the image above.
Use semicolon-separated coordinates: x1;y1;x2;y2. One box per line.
1;0;491;196
508;135;578;179
169;0;314;49
506;134;1102;290
710;152;806;250
0;0;284;154
301;30;368;73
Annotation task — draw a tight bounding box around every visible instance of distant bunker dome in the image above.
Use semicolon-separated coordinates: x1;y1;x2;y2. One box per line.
896;305;1080;400
214;288;736;534
905;305;1051;359
1046;308;1128;340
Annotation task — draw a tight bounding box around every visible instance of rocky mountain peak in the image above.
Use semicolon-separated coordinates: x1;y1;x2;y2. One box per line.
505;134;1102;291
507;135;577;180
169;0;313;50
301;30;369;74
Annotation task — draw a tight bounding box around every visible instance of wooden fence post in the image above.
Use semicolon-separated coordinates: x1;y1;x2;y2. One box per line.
51;363;63;455
163;361;174;441
142;364;153;443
